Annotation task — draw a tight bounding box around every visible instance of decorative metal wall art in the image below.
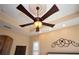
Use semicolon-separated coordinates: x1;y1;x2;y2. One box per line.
51;38;79;48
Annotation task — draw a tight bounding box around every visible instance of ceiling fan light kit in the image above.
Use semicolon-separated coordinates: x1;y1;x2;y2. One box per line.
17;4;59;32
34;21;42;28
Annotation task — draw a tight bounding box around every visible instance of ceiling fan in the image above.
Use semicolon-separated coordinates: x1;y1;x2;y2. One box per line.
16;4;59;32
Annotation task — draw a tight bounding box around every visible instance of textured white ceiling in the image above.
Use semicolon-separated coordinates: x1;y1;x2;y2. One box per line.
0;4;79;36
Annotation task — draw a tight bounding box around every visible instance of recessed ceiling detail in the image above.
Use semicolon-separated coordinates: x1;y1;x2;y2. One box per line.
0;4;79;36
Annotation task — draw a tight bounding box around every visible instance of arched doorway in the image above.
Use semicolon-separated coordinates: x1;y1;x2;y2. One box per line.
0;35;13;55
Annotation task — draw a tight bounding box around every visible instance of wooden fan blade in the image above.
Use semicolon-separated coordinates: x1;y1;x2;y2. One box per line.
42;22;55;27
41;4;59;21
20;23;34;27
36;27;39;32
17;4;36;21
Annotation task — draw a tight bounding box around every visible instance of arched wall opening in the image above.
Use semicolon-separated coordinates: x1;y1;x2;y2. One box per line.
0;35;13;55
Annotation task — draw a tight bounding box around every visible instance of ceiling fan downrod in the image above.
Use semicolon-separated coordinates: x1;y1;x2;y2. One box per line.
36;6;40;21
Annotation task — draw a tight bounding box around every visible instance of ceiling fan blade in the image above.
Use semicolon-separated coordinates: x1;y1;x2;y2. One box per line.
17;4;36;21
20;23;34;27
42;22;55;27
41;4;59;21
36;27;39;32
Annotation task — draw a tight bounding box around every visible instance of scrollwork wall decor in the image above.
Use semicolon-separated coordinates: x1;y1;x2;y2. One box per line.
51;38;79;48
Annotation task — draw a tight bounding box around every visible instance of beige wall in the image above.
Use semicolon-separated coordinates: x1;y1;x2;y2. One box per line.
0;25;79;55
0;28;30;55
38;25;79;55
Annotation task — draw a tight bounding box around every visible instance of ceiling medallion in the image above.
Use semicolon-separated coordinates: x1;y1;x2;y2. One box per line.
29;4;47;17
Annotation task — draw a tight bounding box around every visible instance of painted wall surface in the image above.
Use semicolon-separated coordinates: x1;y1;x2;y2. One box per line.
0;25;79;55
0;28;30;55
38;25;79;55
